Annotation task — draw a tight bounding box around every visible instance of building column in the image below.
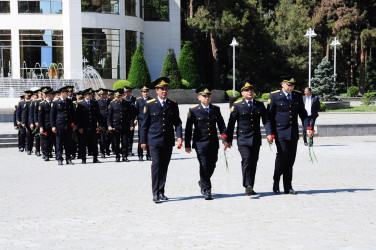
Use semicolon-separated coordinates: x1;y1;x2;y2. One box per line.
63;1;83;79
10;1;20;79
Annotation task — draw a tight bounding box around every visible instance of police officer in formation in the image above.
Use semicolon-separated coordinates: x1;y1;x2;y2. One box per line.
107;89;134;162
226;81;273;196
134;85;152;161
124;86;137;156
185;85;226;200
21;90;34;155
267;76;312;195
140;77;183;203
96;88;112;158
14;95;24;151
38;87;54;161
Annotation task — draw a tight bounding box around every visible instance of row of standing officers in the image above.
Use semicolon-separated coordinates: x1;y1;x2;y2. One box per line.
14;76;314;203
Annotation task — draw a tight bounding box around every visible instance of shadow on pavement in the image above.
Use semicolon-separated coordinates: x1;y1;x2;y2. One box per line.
299;188;374;194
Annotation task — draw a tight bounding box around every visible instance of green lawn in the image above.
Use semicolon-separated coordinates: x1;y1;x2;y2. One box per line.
325;106;376;112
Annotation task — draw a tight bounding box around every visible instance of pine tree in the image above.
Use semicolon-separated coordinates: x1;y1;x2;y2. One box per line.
365;53;376;92
178;41;201;89
161;47;182;89
311;57;336;100
127;43;152;88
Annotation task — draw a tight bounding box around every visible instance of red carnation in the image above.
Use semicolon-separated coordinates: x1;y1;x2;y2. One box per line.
71;123;75;127
44;132;48;136
221;134;227;139
307;126;312;130
177;143;182;149
271;135;275;139
312;130;316;133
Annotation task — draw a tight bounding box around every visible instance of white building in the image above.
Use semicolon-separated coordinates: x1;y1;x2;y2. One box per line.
0;0;181;82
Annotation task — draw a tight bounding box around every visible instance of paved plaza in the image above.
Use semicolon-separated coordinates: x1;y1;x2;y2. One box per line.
0;135;375;249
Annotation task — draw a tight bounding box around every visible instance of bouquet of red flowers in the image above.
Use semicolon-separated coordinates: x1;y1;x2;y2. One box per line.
221;134;229;171
307;127;317;163
269;134;275;152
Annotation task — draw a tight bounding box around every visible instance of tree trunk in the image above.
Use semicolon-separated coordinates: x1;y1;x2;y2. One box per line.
189;0;194;18
210;31;221;89
359;45;367;94
326;44;330;60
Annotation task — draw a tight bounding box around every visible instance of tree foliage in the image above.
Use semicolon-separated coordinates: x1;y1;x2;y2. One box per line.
127;43;152;89
178;41;202;89
161;47;182;89
311;57;336;100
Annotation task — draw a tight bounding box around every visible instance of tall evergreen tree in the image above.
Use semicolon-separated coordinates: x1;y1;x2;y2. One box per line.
178;41;201;89
161;47;182;89
365;53;376;91
127;43;152;88
311;57;336;100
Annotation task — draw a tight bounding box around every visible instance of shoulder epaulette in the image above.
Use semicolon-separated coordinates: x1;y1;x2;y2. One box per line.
190;104;199;109
147;98;156;103
40;100;45;104
77;100;83;103
37;98;43;100
254;99;262;102
73;101;77;104
53;97;58;101
169;99;177;103
111;99;116;102
293;90;301;93
270;90;280;94
137;97;141;99
234;99;243;104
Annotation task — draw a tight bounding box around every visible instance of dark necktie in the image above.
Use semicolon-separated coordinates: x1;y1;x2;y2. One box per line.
161;100;165;107
204;107;209;114
248;101;253;109
287;94;292;103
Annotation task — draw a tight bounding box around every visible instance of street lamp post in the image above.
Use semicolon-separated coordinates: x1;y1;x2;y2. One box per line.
304;28;317;88
230;37;239;98
330;37;341;95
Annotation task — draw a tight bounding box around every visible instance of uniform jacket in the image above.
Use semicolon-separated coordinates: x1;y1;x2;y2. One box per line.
125;95;137;120
38;99;53;130
303;94;320;119
21;100;33;127
50;97;75;130
140;98;182;147
13;104;18;127
30;98;42;125
76;99;99;130
16;100;25;124
107;98;133;131
135;96;152;122
267;90;309;140
97;98;111;127
226;98;272;146
185;103;226;149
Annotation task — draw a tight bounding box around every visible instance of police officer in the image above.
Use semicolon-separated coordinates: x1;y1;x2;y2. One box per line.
140;77;183;203
30;88;43;156
134;85;152;161
17;91;31;152
50;86;76;165
14;95;24;151
96;88;111;158
124;86;137;156
76;88;100;163
72;91;84;160
66;86;76;101
185;86;226;200
38;87;54;161
107;89;134;162
267;76;312;194
21;90;34;155
226;80;273;196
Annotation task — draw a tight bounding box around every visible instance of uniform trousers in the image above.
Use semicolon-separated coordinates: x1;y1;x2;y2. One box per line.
195;145;218;192
99;128;110;155
238;145;260;188
137;125;150;158
18;127;26;149
112;130;129;157
79;128;98;160
127;130;135;154
34;131;41;153
150;146;173;196
25;127;34;151
56;129;73;161
274;138;298;192
41;128;54;157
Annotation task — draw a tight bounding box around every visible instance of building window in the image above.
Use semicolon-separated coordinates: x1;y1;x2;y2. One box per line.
18;1;63;14
82;28;120;79
0;30;11;78
139;0;143;18
125;30;137;76
81;0;119;14
19;30;64;79
144;0;168;21
125;0;136;16
0;1;10;13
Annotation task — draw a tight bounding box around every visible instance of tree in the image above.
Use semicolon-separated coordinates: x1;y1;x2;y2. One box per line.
365;53;376;91
161;47;182;89
127;43;152;88
311;57;336;100
178;41;201;89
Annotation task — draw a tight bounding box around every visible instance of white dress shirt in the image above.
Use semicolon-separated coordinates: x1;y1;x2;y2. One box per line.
305;95;312;116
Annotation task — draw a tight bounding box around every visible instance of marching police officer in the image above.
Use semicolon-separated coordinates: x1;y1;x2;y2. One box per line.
267;76;312;195
185;86;227;200
124;86;137;156
107;89;134;162
134;85;152;161
21;90;34;155
76;88;100;163
30;89;43;156
14;95;24;151
140;77;183;203
38;87;54;161
226;80;273;195
96;88;111;158
16;91;30;152
50;86;76;165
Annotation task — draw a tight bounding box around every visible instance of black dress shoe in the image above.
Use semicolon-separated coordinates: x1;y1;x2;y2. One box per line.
42;154;46;159
36;151;41;156
19;148;24;152
285;189;298;195
304;141;308;146
58;160;63;165
204;190;212;200
198;181;204;195
122;157;130;162
93;157;101;163
115;157;120;162
251;190;258;195
81;159;86;164
44;157;49;161
273;182;280;194
128;152;135;156
138;156;143;161
27;151;31;155
106;151;111;156
153;195;161;203
66;159;74;165
245;186;253;196
159;194;168;201
100;153;105;158
146;156;151;161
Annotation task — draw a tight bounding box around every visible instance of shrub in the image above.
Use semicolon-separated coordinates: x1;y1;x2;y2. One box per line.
49;63;58;69
348;86;359;97
319;99;326;112
178;41;201;89
113;79;131;90
261;93;270;100
226;90;241;99
127;43;152;88
181;79;192;89
161;47;182;89
361;92;376;106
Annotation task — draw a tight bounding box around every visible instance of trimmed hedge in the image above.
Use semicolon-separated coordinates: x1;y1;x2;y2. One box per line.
113;79;131;90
